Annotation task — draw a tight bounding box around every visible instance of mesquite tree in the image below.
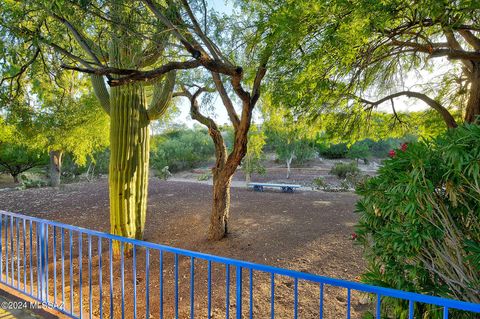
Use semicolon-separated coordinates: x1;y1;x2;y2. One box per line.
251;0;480;128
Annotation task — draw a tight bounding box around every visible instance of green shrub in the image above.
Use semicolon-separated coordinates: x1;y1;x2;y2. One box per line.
319;143;348;159
197;172;212;181
151;128;214;173
312;176;329;190
329;162;360;179
355;124;480;318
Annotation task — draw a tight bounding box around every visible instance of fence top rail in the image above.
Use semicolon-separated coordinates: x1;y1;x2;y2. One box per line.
0;210;479;313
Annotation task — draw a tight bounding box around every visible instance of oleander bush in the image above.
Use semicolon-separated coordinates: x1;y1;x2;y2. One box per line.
355;124;480;318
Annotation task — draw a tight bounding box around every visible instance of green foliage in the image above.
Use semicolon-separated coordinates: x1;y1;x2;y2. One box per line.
61;148;110;181
242;125;266;178
156;166;172;181
347;142;370;163
330;162;360;179
312;177;328;191
197;172;212;181
19;174;48;189
355;124;480;316
0;142;48;181
318;143;348;159
150;128;214;173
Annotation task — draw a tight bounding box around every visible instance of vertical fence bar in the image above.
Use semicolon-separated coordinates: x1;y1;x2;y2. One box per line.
207;260;211;319
346;288;351;319
226;265;230;319
88;235;92;319
376;294;381;319
109;239;113;319
16;218;20;289
29;220;33;294
61;228;65;308
69;230;73;315
175;253;179;319
22;219;26;291
236;266;242;319
10;216;13;286
319;283;324;319
39;223;46;300
133;244;137;319
45;225;49;302
271;273;275;319
408;300;414;319
120;242;125;319
443;307;449;319
79;232;83;319
4;215;7;284
160;250;163;319
249;268;253;319
145;249;150;319
98;238;103;319
36;223;40;299
53;226;57;302
190;257;194;319
294;278;298;319
0;215;3;283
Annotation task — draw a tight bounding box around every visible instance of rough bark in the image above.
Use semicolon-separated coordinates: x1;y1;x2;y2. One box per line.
12;174;19;183
109;83;150;254
209;171;232;240
49;150;63;187
465;63;480;124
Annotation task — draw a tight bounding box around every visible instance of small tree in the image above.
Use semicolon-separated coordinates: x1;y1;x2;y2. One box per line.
242;125;266;185
347;142;370;164
0;142;47;183
263;98;316;178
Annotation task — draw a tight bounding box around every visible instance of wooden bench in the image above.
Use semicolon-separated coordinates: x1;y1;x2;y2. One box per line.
248;182;301;193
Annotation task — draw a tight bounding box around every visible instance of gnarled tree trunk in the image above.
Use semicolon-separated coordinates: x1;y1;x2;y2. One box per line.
49;150;63;187
465;63;480;124
209;169;232;240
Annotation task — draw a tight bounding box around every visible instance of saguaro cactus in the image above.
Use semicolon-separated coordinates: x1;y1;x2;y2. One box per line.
92;69;175;256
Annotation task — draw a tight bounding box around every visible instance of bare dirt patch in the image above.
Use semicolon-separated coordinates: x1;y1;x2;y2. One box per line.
0;177;367;318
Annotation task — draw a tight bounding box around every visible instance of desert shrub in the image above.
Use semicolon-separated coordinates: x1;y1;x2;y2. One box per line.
197;172;212;181
62;148;110;181
151;128;214;173
330;162;360;178
156;166;172;180
312;176;329;190
318;143;348;159
355;124;480;318
347;142;371;163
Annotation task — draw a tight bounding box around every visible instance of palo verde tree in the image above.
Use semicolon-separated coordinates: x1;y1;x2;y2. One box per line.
250;0;480;129
2;0;268;244
0;118;47;183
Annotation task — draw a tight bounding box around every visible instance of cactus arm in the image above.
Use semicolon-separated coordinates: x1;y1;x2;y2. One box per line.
146;70;176;120
90;75;111;115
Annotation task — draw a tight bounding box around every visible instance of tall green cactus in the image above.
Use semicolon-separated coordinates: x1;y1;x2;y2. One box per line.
92;74;175;255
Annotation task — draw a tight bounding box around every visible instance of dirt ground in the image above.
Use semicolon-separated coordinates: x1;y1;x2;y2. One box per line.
0;173;368;318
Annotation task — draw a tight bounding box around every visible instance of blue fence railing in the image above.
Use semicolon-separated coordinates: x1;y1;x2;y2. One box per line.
0;210;478;319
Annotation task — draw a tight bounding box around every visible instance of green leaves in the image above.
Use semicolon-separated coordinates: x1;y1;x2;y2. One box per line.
355;124;480;313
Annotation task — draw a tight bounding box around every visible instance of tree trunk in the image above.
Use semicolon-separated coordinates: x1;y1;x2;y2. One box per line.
465;63;480;124
49;150;63;187
245;171;251;186
109;83;150;255
286;153;294;179
12;174;19;183
208;171;232;240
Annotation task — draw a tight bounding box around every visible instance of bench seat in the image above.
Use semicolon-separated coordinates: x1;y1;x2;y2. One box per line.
248;183;301;193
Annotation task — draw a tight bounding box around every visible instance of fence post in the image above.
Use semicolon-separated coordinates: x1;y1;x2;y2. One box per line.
39;222;47;301
236;266;242;319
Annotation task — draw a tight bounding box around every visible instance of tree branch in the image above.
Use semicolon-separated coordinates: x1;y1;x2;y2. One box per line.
458;30;480;51
359;91;458;128
211;72;240;129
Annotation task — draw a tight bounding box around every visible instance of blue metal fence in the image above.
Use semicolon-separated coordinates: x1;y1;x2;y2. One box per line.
0;210;478;318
